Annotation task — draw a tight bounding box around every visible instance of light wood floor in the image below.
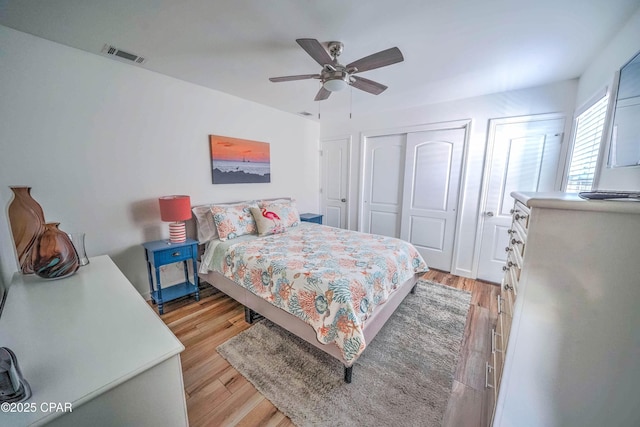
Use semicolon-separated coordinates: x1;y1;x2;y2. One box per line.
157;270;499;427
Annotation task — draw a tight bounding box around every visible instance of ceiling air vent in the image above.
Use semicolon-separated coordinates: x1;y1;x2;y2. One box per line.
101;44;146;64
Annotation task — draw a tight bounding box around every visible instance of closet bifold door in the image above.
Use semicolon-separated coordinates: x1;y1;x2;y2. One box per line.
399;128;465;272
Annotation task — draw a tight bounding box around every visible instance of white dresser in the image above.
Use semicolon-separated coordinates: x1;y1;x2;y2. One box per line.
486;195;530;424
0;255;188;426
490;192;640;427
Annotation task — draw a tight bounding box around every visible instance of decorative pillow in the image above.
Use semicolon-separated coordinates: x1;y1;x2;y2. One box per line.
258;199;300;228
192;200;258;242
192;205;217;243
211;202;258;241
250;206;287;236
251;203;300;235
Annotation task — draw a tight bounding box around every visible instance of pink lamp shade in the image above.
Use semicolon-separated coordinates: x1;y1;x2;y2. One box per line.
158;195;191;243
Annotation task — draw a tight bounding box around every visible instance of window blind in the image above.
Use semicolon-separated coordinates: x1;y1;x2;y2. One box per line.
565;94;609;192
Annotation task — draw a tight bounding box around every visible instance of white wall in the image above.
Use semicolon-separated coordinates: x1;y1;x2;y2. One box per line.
577;8;640;191
321;80;578;278
0;26;320;296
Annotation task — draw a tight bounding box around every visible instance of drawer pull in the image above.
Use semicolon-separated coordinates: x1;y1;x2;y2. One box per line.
504;283;513;291
486;362;494;389
505;246;513;252
172;252;181;257
492;328;503;353
507;229;515;235
514;213;528;221
503;261;518;270
511;238;523;245
497;295;503;315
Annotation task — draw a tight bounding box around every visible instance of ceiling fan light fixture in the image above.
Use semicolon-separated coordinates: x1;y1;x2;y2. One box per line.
323;78;349;92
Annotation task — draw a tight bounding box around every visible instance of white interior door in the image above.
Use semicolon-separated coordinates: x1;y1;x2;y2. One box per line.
321;137;350;228
361;134;405;237
400;128;465;271
477;116;565;282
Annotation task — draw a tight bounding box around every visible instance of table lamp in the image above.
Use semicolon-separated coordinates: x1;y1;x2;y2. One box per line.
158;195;191;243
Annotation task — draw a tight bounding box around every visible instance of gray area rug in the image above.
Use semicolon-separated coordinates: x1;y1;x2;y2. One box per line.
217;280;471;427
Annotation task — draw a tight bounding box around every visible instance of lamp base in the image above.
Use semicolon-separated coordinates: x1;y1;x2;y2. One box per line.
168;222;186;243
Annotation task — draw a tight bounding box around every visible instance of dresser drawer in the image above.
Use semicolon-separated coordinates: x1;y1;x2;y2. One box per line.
498;291;514;348
512;201;530;230
505;265;519;297
492;334;505;392
489;324;505;405
504;250;521;281
508;228;526;256
487;382;496;427
152;245;194;265
495;294;506;352
512;220;527;246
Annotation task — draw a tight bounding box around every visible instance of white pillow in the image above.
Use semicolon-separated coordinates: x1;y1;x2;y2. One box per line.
192;205;217;243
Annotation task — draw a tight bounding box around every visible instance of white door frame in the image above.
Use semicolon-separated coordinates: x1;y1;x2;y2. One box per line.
472;113;567;278
359;119;471;275
320;135;353;229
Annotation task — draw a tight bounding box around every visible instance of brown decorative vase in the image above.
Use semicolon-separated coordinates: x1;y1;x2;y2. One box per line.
8;186;45;274
32;223;79;280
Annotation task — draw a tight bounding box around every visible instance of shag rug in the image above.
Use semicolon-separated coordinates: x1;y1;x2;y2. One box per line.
217;280;471;427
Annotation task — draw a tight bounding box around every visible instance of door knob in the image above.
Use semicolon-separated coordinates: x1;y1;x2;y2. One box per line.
341;198;346;202
485;211;494;217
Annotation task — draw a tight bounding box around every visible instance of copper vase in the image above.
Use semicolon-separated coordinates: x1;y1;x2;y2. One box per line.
32;223;79;280
8;186;45;274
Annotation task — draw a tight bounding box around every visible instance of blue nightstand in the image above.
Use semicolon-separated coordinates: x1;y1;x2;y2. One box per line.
142;239;200;314
300;213;323;224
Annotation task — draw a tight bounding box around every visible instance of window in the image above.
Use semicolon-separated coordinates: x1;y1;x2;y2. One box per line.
565;93;609;192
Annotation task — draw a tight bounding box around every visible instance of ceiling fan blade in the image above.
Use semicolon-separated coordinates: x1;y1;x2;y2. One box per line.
269;74;320;82
350;76;387;95
346;47;404;73
296;38;333;66
314;87;331;101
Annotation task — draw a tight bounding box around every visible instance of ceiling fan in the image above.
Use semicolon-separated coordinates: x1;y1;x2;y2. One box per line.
269;38;404;101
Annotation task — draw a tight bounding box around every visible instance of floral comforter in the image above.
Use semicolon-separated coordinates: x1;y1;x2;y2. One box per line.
206;224;428;363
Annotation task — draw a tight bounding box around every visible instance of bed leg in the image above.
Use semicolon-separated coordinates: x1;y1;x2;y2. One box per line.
244;307;263;324
344;366;353;383
410;283;418;294
244;306;254;324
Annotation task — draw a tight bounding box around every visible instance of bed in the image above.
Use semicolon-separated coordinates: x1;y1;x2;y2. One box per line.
192;199;428;383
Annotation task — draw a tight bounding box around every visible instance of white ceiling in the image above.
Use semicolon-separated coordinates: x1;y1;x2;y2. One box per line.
2;0;639;119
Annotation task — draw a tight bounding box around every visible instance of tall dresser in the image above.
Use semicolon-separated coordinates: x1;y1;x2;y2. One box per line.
486;193;530;424
488;191;640;427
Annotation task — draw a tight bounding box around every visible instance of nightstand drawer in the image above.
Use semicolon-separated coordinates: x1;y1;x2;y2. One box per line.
154;245;193;264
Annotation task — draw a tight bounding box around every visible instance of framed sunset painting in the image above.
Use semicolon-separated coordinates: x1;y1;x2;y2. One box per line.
209;135;271;184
